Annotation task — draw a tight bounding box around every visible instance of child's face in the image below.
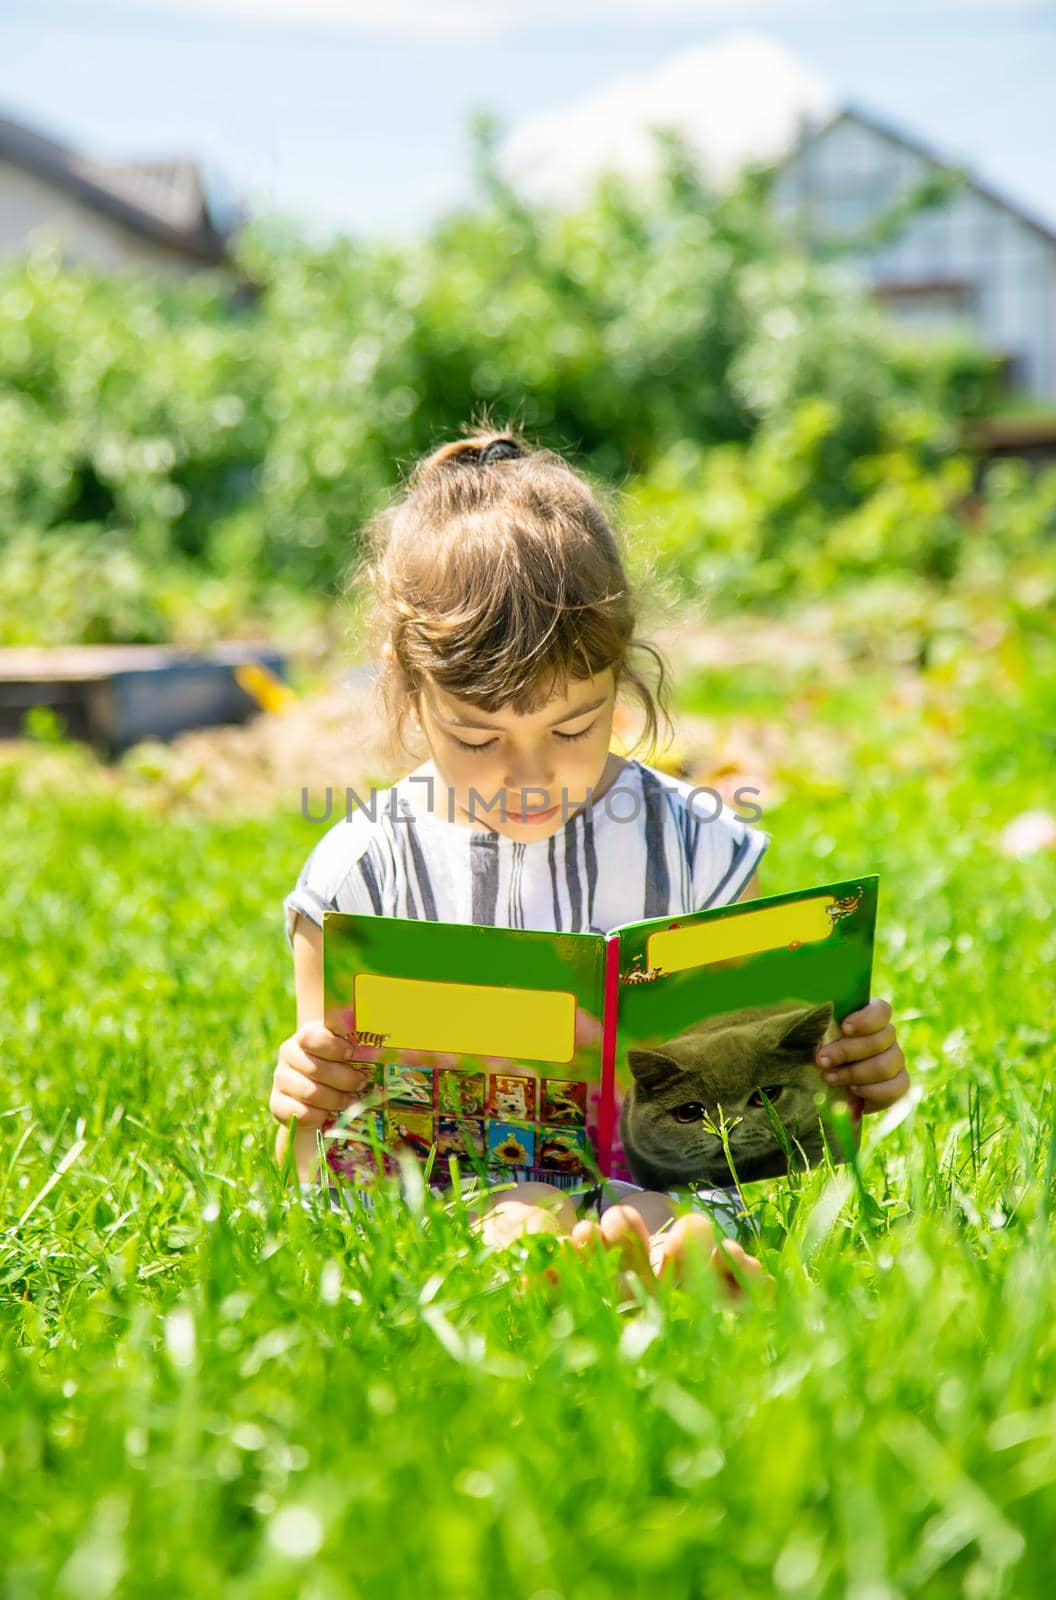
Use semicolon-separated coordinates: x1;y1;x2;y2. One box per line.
414;667;619;839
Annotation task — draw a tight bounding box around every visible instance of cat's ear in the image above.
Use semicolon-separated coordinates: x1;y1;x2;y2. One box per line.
627;1049;679;1094
773;1001;834;1055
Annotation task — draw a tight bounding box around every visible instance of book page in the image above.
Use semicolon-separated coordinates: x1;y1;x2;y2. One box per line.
322;914;606;1193
609;876;878;1195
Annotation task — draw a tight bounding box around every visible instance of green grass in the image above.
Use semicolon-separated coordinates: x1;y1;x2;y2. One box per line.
2;611;1055;1598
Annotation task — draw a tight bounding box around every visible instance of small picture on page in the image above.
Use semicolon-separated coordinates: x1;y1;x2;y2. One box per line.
540;1078;587;1126
538;1125;588;1176
487;1121;536;1169
386;1065;435;1107
331;1106;385;1146
487;1074;537;1122
437;1117;485;1158
438;1069;485;1117
385;1109;435;1159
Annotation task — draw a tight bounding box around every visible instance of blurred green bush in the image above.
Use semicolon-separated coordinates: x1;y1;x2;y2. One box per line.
0;122;1051;646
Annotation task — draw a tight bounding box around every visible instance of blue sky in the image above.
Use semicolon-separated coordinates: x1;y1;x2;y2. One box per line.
0;0;1053;243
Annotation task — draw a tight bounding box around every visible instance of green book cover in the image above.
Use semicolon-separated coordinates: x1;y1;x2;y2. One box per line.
321;874;878;1197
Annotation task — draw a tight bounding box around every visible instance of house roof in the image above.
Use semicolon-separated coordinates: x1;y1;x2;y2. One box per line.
0;111;238;264
774;102;1056;252
871;276;973;297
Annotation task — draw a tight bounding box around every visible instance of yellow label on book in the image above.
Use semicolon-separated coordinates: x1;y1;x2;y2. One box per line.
647;896;837;974
354;974;578;1064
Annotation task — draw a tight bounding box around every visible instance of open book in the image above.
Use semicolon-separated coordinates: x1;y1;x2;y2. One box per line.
320;874;878;1196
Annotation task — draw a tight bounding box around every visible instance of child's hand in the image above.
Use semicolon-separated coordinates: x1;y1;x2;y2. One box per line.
814;997;909;1112
270;1021;371;1132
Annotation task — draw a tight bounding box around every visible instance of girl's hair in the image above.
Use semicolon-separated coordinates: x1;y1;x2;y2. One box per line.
346;422;675;761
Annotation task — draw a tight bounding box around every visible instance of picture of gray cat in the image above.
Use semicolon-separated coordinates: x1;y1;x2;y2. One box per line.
620;998;844;1189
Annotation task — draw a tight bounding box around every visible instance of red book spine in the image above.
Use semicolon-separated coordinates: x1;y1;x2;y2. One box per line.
596;933;622;1177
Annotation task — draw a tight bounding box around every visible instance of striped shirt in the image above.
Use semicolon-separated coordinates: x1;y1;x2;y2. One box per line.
284;755;770;1223
283;756;770;946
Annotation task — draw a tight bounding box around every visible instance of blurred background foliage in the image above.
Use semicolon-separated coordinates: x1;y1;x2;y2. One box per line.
0;120;1052;648
4;120;1056;1600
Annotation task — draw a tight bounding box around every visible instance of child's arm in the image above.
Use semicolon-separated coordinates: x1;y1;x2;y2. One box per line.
272;913;368;1186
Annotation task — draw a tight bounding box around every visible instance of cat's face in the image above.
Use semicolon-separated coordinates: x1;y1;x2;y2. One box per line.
619;999;843;1189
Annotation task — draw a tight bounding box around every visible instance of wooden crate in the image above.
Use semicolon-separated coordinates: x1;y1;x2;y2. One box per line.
0;642;288;755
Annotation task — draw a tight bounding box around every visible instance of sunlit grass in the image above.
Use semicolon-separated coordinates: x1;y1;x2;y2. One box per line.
1;607;1054;1597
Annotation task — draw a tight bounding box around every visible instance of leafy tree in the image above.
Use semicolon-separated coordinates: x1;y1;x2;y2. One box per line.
0;116;1034;645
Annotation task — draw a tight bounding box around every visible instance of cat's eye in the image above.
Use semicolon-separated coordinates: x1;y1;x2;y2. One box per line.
748;1085;785;1109
672;1102;705;1123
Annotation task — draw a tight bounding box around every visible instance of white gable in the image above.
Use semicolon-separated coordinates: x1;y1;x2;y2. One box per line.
0;159;203;274
772;110;1056;399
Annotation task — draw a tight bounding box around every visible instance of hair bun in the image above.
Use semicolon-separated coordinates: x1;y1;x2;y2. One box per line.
478;438;523;466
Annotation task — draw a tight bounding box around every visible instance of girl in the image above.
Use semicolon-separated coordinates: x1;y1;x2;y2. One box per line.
271;429;910;1287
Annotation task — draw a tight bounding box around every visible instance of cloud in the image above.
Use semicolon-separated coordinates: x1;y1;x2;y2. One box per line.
496;32;840;207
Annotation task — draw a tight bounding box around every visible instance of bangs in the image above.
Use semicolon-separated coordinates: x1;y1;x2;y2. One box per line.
404;586;626;718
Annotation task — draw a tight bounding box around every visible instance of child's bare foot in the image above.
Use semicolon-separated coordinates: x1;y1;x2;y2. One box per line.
477;1199;569;1249
650;1214;772;1302
466;1185;579;1296
470;1183;577;1251
567;1204;658;1297
475;1188;771;1309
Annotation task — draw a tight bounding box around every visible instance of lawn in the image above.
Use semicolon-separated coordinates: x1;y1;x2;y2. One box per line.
1;601;1054;1599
